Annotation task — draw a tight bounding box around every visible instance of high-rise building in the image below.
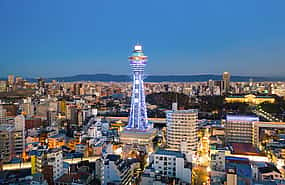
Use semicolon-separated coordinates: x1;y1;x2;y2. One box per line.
37;78;45;88
225;115;259;144
15;76;24;85
0;105;7;124
37;78;45;95
0;81;7;92
14;115;25;158
222;72;231;94
73;83;82;95
120;45;157;147
208;79;215;95
8;75;14;85
47;110;57;126
166;109;198;152
0;124;14;162
23;97;33;116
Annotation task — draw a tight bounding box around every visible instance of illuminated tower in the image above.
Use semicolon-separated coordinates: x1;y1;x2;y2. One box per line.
120;45;157;153
126;44;149;130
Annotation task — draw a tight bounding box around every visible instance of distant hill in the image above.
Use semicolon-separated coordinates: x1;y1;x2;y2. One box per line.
47;74;285;82
1;74;285;82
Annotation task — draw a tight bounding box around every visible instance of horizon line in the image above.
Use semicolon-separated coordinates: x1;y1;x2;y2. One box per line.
1;73;285;80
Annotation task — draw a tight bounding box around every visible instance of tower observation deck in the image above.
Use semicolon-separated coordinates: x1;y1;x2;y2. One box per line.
126;44;149;131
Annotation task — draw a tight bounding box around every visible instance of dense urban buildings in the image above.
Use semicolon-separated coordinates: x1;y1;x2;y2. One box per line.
1;49;285;184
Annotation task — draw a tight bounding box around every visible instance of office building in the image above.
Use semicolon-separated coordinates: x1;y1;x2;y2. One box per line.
253;121;285;146
208;79;215;95
0;105;7;124
15;76;24;85
23;97;34;116
0;124;14;162
37;78;45;88
47;110;57;126
222;72;231;95
8;74;14;85
0;81;7;92
14;115;25;158
225;115;259;144
166;109;198;152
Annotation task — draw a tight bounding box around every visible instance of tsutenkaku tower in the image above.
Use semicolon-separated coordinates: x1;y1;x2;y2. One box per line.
126;44;149;130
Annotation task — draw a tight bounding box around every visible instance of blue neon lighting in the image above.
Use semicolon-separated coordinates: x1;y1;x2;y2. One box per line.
226;115;259;122
126;45;149;131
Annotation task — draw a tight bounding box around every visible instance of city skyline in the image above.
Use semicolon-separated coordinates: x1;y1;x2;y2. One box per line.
1;0;285;77
1;1;285;184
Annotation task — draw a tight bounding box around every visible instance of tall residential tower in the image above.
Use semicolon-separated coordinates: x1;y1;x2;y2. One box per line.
222;72;231;94
166;109;198;152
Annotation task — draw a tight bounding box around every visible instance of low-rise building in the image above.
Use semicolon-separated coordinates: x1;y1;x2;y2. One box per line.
142;149;192;184
31;148;64;182
102;154;132;185
225;94;275;105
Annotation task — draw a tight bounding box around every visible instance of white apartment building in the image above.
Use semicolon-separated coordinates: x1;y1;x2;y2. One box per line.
102;154;132;185
14;115;25;157
166;109;198;152
143;149;191;184
34;148;64;181
46;148;64;180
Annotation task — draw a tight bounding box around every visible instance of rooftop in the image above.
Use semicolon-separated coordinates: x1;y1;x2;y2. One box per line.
227;94;274;99
166;109;198;114
226;115;259;122
0;124;14;132
106;154;120;161
230;143;263;156
259;165;281;174
155;149;184;158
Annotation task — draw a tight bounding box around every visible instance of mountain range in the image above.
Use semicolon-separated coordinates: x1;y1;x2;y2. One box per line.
21;74;285;82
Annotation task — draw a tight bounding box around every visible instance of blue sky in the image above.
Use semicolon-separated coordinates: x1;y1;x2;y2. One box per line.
0;0;285;77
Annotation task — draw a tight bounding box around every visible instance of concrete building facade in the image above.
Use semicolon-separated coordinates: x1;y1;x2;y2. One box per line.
166;109;198;152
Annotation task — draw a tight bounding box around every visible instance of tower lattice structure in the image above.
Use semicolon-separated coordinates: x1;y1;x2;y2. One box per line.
126;45;149;130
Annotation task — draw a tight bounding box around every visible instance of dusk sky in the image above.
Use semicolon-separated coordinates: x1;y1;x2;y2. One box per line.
0;0;285;78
